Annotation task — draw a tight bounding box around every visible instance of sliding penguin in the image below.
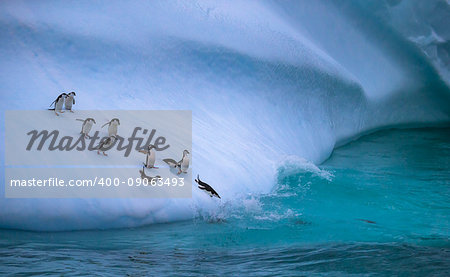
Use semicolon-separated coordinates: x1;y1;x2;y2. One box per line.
163;150;190;174
49;93;67;116
76;118;96;139
96;135;116;156
65;91;76;112
102;118;120;136
195;175;221;199
139;166;161;182
138;144;158;168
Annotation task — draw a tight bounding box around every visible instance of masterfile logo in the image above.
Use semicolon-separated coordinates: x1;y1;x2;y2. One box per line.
25;127;170;157
4;110;192;198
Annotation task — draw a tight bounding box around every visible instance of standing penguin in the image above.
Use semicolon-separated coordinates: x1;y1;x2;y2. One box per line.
65;91;76;112
163;150;190;174
96;135;116;156
76;118;96;139
49;93;67;116
101;118;120;136
138;144;158;169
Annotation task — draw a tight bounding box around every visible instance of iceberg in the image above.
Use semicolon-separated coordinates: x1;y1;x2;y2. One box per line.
0;0;448;231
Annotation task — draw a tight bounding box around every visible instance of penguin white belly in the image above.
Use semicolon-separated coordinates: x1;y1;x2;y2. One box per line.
55;99;64;111
65;97;73;110
181;156;190;173
108;123;118;136
83;122;93;135
146;149;156;167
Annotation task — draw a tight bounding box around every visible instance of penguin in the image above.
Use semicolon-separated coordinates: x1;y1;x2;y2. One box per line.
139;166;161;182
138;144;158;169
179;150;190;174
49;93;67;116
101;118;120;136
96;135;116;156
163;150;190;174
65;91;76;112
76;118;96;139
195;175;221;199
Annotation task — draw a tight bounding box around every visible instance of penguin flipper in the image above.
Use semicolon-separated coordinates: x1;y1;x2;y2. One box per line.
101;122;109;128
163;158;178;167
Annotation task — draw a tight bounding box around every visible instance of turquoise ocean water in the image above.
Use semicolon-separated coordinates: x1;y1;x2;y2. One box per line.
0;127;448;276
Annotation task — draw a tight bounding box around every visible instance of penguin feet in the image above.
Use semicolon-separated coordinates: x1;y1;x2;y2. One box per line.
97;150;100;155
103;152;108;156
70;110;74;113
55;112;59;116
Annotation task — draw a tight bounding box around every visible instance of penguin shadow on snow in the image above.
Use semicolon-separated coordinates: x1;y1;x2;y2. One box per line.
139;166;161;182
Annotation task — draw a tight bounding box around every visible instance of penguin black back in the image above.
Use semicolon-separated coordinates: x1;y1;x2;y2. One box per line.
195;175;221;199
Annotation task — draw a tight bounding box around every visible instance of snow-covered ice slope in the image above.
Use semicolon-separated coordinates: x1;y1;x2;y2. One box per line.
0;0;449;230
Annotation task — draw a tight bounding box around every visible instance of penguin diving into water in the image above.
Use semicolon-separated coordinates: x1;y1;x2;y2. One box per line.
139;166;161;182
163;150;190;174
49;93;67;116
101;118;120;136
65;91;76;112
96;135;116;156
195;175;221;199
138;144;158;169
76;118;96;139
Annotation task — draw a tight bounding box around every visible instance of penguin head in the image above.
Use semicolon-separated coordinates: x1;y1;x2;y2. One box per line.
69;91;76;96
183;150;190;156
147;144;155;151
111;118;120;125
